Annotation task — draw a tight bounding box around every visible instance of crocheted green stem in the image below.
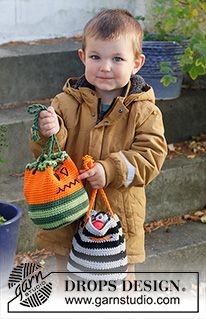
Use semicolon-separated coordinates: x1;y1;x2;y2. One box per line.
26;150;68;171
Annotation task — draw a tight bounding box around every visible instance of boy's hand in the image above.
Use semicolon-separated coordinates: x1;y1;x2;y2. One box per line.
78;163;106;189
39;106;59;137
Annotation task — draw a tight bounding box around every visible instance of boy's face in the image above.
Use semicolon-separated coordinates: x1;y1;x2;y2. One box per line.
78;35;144;101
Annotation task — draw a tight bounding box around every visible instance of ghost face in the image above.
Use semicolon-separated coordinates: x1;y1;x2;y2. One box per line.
91;211;110;230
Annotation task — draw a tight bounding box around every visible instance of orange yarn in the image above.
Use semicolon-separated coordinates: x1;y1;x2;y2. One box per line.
82;155;115;229
24;157;84;205
82;155;95;170
89;235;113;241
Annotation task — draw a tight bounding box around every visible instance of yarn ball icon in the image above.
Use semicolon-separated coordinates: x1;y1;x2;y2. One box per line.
8;263;52;307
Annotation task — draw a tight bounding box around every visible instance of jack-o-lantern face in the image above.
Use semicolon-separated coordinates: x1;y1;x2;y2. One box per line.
54;166;68;181
24;157;84;205
54;166;80;195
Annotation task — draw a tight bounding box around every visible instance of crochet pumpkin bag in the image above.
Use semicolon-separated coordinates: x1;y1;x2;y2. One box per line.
24;104;89;230
67;156;128;282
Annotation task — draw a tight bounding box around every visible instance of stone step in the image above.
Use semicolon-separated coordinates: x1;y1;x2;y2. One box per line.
0;105;34;175
137;221;206;281
1;89;206;176
157;89;206;143
0;154;205;252
0;39;84;105
0;40;206;144
146;154;206;222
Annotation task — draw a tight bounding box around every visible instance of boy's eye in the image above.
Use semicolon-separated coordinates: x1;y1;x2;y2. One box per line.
90;55;100;60
113;57;124;62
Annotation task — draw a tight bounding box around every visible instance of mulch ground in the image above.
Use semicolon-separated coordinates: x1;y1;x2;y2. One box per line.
144;209;206;233
167;133;206;160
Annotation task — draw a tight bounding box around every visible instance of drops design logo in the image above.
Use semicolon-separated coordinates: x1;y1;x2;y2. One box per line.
8;263;52;307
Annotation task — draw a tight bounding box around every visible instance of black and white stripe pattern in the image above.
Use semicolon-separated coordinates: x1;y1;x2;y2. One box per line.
67;211;128;281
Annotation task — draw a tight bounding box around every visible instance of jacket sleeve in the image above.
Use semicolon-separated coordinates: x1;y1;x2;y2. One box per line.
29;96;68;158
98;103;168;188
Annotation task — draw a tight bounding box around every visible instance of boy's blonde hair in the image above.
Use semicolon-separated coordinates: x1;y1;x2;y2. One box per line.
82;9;143;58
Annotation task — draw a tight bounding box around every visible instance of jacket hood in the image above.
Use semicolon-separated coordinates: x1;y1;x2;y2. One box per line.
63;74;155;105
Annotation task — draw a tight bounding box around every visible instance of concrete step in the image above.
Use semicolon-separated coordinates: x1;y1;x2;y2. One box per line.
0;154;205;253
146;154;206;222
0;40;206;144
1;89;206;176
157;89;206;143
0;39;84;105
0;105;34;174
137;221;206;281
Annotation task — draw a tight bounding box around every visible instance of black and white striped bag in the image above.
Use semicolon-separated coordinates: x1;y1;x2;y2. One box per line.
67;188;128;282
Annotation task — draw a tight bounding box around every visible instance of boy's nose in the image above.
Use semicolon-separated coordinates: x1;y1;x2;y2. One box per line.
99;60;111;72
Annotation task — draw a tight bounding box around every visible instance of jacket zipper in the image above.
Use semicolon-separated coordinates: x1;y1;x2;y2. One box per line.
96;98;102;124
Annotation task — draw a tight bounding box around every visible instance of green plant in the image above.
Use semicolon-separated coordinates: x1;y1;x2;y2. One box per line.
0;215;6;224
139;0;206;86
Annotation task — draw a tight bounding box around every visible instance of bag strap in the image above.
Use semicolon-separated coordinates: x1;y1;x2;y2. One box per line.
82;155;115;228
28;104;48;142
27;104;62;170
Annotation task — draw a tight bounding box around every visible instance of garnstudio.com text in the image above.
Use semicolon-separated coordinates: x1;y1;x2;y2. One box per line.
65;294;180;307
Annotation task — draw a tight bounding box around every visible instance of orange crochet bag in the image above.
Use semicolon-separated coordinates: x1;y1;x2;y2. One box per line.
24;104;89;230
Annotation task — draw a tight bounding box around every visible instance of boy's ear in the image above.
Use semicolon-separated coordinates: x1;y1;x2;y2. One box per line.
132;54;145;74
78;49;85;65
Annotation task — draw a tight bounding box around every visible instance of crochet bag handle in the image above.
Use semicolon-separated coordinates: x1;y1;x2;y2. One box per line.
82;155;115;228
27;104;62;170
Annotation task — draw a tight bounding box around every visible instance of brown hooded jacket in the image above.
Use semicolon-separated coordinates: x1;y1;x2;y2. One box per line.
30;75;167;263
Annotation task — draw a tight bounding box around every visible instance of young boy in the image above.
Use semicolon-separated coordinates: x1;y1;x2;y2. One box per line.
30;9;167;278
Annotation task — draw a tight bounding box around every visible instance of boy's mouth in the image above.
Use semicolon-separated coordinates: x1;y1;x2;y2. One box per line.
97;76;113;80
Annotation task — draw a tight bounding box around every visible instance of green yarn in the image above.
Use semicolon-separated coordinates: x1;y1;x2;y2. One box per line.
28;104;48;142
27;104;65;171
28;189;89;230
26;151;68;171
28;187;87;211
